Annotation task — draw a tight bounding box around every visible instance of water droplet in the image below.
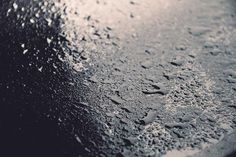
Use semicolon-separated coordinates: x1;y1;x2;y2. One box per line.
58;54;65;62
47;38;52;44
13;3;18;10
23;49;28;54
35;13;40;18
6;9;11;16
52;63;57;69
46;18;52;26
38;66;43;72
75;135;82;144
30;18;35;24
16;14;20;19
58;118;62;122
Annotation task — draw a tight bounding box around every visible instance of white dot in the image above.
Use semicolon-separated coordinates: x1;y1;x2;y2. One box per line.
23;49;28;54
38;66;43;72
13;3;18;10
30;18;35;23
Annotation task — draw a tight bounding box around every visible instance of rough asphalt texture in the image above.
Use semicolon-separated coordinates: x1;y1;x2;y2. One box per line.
0;0;236;157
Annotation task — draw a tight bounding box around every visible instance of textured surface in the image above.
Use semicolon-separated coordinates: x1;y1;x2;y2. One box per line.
0;0;236;157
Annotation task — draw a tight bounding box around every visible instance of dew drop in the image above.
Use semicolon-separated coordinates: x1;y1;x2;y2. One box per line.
47;38;52;44
38;66;43;72
13;3;18;10
23;49;28;54
30;18;35;24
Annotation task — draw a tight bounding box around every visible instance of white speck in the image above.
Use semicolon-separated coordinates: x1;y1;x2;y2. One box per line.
58;55;65;62
52;63;57;69
47;38;52;44
17;14;20;19
6;9;11;16
68;82;75;86
51;6;56;12
30;18;35;23
21;7;25;12
22;23;25;27
23;49;28;54
46;18;52;26
75;135;82;143
38;66;43;72
13;3;18;10
35;13;40;18
44;1;48;6
21;44;25;48
108;129;113;134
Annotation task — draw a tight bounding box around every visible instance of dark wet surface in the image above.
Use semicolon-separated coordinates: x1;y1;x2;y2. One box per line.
0;1;103;156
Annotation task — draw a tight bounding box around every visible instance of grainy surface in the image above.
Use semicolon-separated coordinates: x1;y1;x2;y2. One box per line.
0;0;236;157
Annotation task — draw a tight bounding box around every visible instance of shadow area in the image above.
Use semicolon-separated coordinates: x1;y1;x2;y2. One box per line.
227;151;236;157
0;1;103;157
